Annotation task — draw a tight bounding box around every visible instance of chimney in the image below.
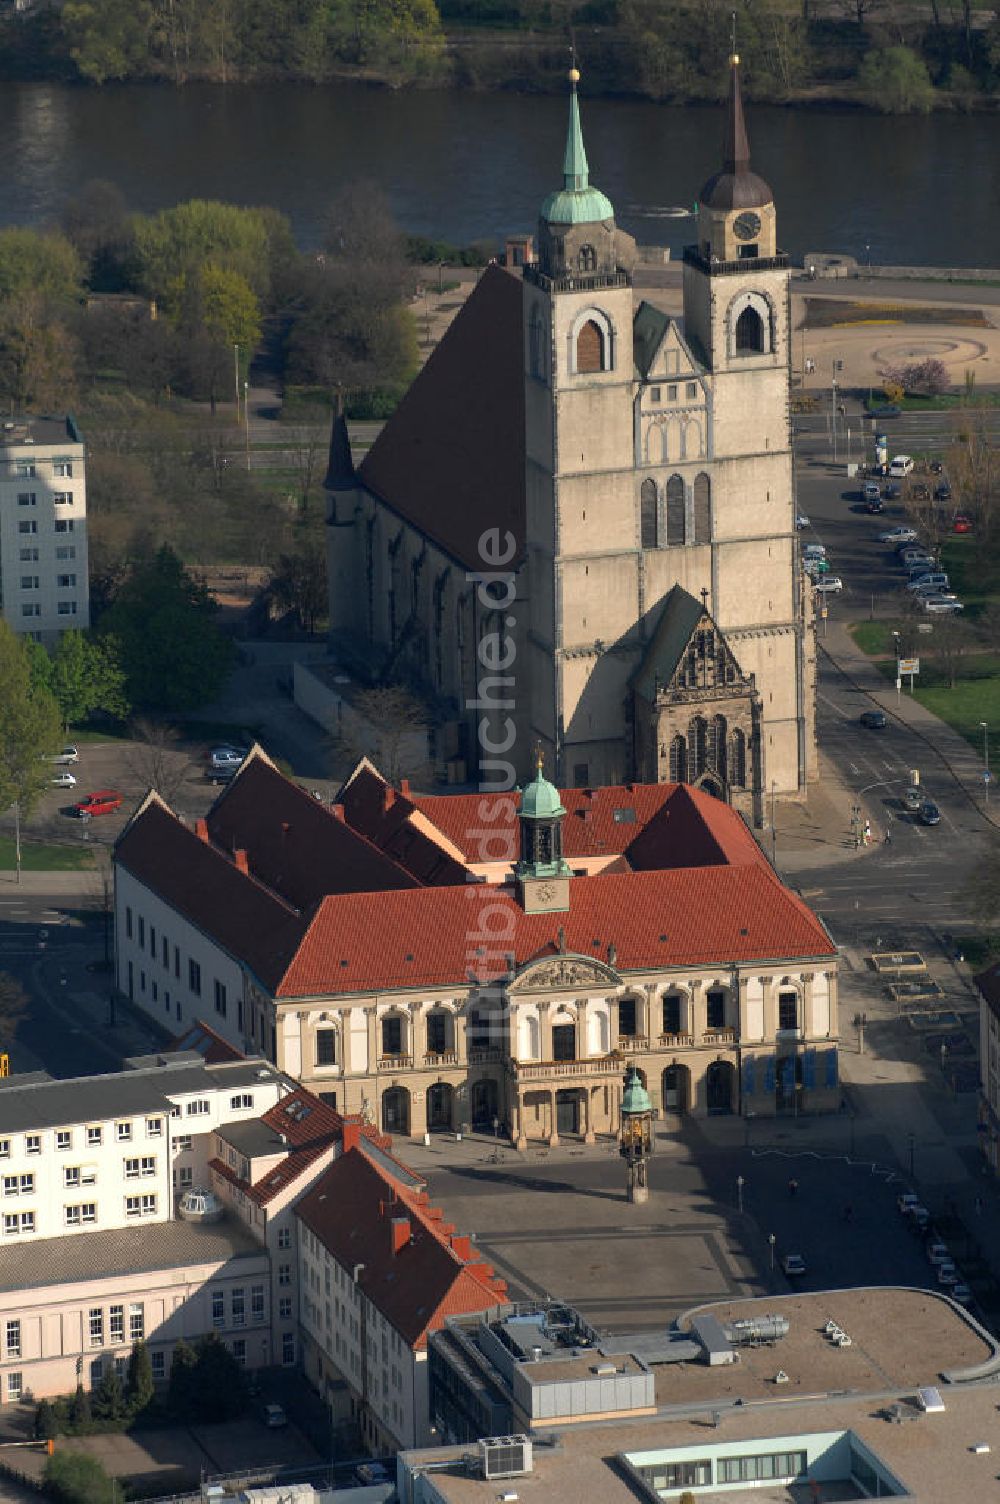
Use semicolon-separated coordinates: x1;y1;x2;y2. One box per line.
234;849;249;875
390;1215;411;1254
383;786;396;812
450;1233;472;1261
331;803;346;823
341;1119;361;1153
195;818;209;842
400;778;411;798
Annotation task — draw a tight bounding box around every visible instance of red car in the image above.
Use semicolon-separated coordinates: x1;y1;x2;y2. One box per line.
952;515;972;534
74;790;123;819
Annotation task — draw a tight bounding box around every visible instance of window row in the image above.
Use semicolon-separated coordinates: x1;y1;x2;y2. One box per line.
6;459;74;478
87;1303;144;1347
18;546;76;561
17;573;76;587
648;382;699;405
668;716;748;791
21;602;78;618
639;474;711;550
17;519;77;534
210;1284;267;1329
125;908;242;1028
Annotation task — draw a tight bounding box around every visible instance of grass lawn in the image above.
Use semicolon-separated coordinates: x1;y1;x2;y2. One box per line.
0;838;95;871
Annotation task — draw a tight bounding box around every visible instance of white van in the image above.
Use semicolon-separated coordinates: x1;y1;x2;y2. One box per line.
889;455;914;477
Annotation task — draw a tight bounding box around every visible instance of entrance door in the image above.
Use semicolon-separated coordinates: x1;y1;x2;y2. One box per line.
426;1082;453;1131
471;1078;498;1127
706;1060;735;1115
556;1090;579;1136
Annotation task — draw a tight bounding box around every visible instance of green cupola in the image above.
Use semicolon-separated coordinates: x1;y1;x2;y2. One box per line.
540;69;615;229
516;755;571;892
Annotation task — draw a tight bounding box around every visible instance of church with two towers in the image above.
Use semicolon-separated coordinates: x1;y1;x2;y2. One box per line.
325;56;816;822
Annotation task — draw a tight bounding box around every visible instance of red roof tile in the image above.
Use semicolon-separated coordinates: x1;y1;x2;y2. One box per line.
276;862;834;997
358;265;525;571
170;1019;245;1064
295;1148;503;1348
338;764;469;886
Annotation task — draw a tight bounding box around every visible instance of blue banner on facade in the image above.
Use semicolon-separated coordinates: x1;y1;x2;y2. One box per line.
824;1048;838;1088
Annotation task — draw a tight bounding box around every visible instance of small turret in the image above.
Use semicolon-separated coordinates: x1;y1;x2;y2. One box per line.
537;69;631;282
619;1065;654;1204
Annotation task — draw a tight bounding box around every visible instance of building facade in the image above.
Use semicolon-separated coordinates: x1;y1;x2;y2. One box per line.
0;415;89;643
325;60;816;811
113;750;840;1146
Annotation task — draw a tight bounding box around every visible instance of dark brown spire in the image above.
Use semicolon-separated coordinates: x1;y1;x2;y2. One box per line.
324;412;355;491
723;53;750;175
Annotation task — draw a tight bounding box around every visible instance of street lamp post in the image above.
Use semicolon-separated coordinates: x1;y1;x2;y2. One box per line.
865;242;871;277
981;720;989;806
768;1233;776;1273
244;380;250;472
13;798;20;886
892;632;901;706
233;343;240;417
736;1175;744;1214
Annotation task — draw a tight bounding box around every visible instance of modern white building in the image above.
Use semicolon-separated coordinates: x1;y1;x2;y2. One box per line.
0;414;89;643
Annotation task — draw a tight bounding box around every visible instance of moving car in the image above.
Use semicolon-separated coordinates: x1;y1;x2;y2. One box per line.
920;801;942;826
813;576;843;594
262;1403;287;1428
880;526;917;544
860;710;887;729
869;404;901;418
74;791;123;820
889;455;914;477
51;771;78;789
48;745;79;765
903;786;923;812
782;1253;807;1277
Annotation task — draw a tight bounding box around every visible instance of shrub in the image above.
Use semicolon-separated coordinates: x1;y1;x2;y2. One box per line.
44;1449;116;1504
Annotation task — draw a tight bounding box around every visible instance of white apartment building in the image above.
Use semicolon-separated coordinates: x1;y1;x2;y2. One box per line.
0;415;89;643
0;1055;286;1245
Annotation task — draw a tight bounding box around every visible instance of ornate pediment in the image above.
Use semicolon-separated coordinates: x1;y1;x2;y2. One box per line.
510;954;621;991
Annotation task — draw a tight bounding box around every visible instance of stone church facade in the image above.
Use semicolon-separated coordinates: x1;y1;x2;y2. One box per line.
326;58;816;818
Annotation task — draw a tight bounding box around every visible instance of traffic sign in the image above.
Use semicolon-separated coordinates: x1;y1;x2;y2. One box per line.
984;770;993;784
898;657;919;675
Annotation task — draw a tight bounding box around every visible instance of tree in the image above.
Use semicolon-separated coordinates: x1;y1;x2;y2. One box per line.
0;975;29;1050
126;1339;155;1416
167;1336;198;1422
0;227;82;306
857;47;936;114
125;718;193;803
97;546;235;714
927;614;972;689
269;550;328;634
60;0;154;84
59;179;137;292
132;200;280;306
0;297;80;414
44;1449;115;1504
45;632;129;730
191;1332;246;1421
91;1366;128;1426
34;1397;59;1440
68;1383;91;1432
332;684;430;784
168;262;261;412
0;620;63;820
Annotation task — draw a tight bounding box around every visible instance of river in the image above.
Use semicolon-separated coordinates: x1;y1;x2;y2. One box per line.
3;80;997;267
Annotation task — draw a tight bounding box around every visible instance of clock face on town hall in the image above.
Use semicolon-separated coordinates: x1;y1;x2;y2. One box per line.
733;210;761;241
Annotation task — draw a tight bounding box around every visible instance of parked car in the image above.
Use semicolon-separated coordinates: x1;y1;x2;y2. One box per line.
934;482;952;501
899;546;933;564
869;404;901;418
50;771;78;789
813;576;843;594
209;746;248;771
74;791;123;820
922;598;964;614
889;455;914;477
903;557;937;575
897;1191;920;1214
355;1463;392;1486
907;574;949;592
802;543;827;560
926;1240;951;1266
860;710;887;729
262;1403;287;1428
884;483;902;501
795;513;810;529
862;481;882;504
911;483;931;502
48;745;79;765
782;1253;807;1277
952;513;972;534
920;801;942;826
865;498;884;514
936;1261;960;1287
880;526;917;543
951;1282;973;1306
903;786;924;812
929;460;944;475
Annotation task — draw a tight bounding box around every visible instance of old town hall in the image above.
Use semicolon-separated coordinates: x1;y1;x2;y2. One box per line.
325;57;816;821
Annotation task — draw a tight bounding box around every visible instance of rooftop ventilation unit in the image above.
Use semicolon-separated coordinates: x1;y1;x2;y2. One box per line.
727;1315;790;1345
592;1362;617;1376
478;1436;532;1480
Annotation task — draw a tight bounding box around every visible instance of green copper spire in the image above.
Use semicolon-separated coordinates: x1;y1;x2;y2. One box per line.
540;68;615;227
563;72;589;192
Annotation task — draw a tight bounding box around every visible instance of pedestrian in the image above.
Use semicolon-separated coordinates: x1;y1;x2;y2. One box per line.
788;1178;799;1198
864;820;872;847
884;825;891;846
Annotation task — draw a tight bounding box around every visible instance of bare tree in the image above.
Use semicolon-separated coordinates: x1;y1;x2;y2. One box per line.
126;718;193;804
928;614;972;689
330;684;430;786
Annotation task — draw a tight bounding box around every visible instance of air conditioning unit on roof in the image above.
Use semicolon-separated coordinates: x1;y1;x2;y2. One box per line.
479;1435;532;1480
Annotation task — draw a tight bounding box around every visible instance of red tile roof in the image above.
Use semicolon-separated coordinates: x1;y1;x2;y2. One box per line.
358;265;526;571
275;862;833;997
338;764;469;886
170;1019;244;1064
295;1147;505;1348
208;755;420;911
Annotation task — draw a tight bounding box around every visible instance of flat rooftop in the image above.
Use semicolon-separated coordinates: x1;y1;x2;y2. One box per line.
0;1213;263;1293
525;1350;648;1387
0;415;81;447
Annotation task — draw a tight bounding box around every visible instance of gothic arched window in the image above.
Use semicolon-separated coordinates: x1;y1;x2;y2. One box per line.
710;714;728;781
693;473;711;543
640;479;658;549
669;734;687;783
576;319;604;373
736;305;765;354
729;728;747;788
688;716;707;778
578;244;596;272
666;474;686;546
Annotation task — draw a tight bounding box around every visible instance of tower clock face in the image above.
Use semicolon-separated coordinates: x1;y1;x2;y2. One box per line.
733;211;761;241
